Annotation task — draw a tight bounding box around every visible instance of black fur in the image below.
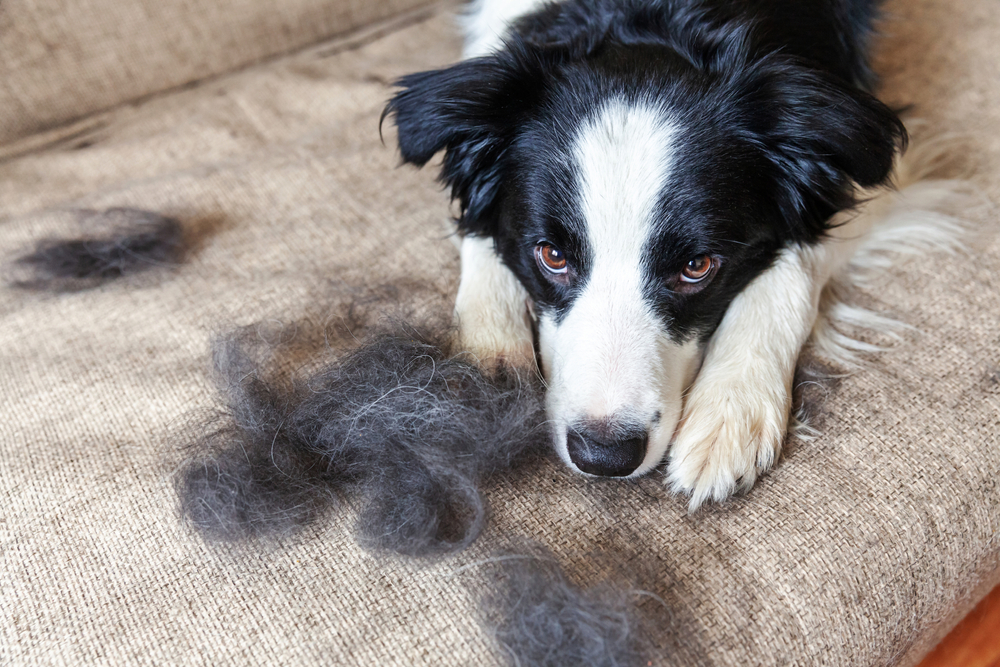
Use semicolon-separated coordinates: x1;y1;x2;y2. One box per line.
176;321;548;555
483;544;651;667
383;40;559;232
384;0;905;341
9;208;184;291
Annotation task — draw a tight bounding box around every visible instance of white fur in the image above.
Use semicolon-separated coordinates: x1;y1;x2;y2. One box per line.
810;140;980;368
540;98;702;476
461;0;553;58
453;235;536;369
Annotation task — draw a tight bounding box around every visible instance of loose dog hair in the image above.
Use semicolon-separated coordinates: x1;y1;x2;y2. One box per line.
8;208;184;291
482;543;653;667
175;317;548;555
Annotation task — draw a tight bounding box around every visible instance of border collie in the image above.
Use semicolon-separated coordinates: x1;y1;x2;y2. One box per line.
384;0;913;508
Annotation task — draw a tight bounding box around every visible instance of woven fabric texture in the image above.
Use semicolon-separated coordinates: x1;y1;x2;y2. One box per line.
1;1;998;665
0;0;432;146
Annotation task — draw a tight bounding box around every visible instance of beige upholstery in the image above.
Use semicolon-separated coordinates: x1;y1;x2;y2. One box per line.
0;0;432;146
1;1;998;665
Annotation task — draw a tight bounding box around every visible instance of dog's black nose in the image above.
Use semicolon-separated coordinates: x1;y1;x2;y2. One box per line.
566;424;648;477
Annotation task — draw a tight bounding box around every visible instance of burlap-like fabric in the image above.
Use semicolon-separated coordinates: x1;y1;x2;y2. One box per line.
0;0;433;147
1;1;998;665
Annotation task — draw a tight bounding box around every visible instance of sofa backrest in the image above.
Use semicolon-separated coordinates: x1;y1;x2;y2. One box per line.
0;0;431;146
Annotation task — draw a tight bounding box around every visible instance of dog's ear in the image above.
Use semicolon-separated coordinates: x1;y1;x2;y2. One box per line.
383;42;555;235
739;61;906;234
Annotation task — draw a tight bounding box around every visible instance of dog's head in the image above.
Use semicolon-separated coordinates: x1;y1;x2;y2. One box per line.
384;31;903;477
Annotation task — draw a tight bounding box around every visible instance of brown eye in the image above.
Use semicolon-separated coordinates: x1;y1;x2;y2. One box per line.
681;255;714;283
535;243;568;275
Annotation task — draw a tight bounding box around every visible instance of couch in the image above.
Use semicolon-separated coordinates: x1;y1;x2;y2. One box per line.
2;0;998;664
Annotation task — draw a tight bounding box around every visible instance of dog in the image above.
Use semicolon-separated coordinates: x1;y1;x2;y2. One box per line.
383;0;912;509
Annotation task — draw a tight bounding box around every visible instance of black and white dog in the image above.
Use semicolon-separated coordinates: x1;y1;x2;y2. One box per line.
384;0;914;508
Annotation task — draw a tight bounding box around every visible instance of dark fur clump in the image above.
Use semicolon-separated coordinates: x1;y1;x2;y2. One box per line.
10;208;184;291
484;546;651;667
175;333;334;540
176;322;548;555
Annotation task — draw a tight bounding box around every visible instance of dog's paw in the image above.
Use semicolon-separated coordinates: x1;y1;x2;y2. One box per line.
667;373;789;511
453;236;536;372
455;312;535;372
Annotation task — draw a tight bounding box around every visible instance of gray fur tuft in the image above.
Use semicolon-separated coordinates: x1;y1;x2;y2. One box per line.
176;321;548;555
10;208;184;291
484;545;651;667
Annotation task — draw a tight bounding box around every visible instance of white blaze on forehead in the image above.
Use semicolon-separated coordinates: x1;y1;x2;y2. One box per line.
574;99;676;261
561;98;678;415
539;98;698;477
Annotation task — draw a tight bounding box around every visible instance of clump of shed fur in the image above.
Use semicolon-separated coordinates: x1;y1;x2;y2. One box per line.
176;320;548;555
10;208;184;291
483;545;652;667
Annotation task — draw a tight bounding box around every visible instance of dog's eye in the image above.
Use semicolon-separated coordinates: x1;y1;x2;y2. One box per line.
535;243;568;275
680;255;714;283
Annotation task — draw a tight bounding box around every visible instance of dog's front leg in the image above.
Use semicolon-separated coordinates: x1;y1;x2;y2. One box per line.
453;235;535;369
667;242;835;510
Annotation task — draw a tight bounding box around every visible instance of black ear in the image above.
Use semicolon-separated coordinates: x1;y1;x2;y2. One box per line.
382;42;554;235
739;61;907;233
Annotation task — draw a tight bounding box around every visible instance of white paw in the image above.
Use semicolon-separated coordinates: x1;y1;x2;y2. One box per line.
453;235;536;371
667;372;790;511
454;308;535;371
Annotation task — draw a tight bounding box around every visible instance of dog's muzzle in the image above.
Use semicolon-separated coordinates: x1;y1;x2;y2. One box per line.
565;421;648;477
